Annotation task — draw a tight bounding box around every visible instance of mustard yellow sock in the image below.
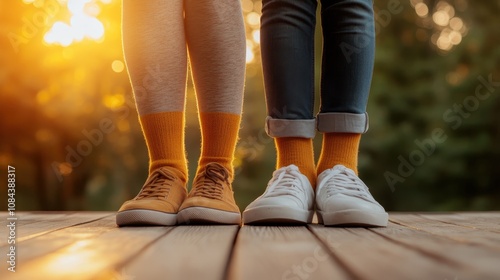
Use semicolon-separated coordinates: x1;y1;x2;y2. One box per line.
198;112;241;179
317;133;361;175
275;137;316;188
139;112;187;183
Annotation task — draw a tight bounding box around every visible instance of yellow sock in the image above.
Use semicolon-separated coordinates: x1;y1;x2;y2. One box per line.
317;133;361;175
198;112;241;179
275;137;316;188
139;112;187;183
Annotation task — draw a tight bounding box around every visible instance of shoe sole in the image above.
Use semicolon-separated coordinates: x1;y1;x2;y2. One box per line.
243;205;314;225
318;209;388;227
116;209;177;226
177;207;241;225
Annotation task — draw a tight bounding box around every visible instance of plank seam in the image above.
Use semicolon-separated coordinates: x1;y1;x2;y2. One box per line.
306;225;360;280
16;213;115;243
368;222;463;267
97;226;176;279
222;226;241;280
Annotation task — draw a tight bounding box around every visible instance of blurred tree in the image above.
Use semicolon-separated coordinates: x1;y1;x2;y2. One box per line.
0;0;498;211
362;0;500;210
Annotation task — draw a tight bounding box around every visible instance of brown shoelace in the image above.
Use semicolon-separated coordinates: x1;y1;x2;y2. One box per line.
136;167;176;199
192;163;230;200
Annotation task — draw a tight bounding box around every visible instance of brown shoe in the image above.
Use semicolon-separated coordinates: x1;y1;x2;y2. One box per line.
116;167;187;226
177;163;241;225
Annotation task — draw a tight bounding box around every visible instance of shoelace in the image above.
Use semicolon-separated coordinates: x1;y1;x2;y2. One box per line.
136;167;175;199
321;168;372;200
192;163;229;200
266;167;305;201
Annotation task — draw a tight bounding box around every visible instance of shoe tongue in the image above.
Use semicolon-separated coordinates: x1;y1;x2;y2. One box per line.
205;164;227;179
333;164;346;170
155;167;186;184
157;168;174;179
334;165;356;175
285;164;299;172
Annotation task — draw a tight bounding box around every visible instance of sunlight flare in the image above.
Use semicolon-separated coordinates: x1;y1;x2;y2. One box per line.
43;0;108;46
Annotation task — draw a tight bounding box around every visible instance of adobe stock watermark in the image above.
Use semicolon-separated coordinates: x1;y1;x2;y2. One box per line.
340;0;404;63
129;64;170;105
213;0;236;22
7;165;17;273
112;268;135;280
50;102;135;182
51;63;166;182
385;74;500;191
51;117;118;182
235;106;290;176
8;0;64;53
282;234;341;280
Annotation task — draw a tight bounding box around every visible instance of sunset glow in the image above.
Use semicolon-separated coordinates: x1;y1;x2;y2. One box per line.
41;0;108;46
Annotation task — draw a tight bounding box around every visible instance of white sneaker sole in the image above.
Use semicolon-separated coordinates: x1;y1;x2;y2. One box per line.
317;209;388;227
116;209;177;226
243;205;314;225
177;207;241;225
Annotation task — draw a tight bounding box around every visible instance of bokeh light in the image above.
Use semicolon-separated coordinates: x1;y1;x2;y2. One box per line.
411;0;467;52
111;60;125;73
4;0;497;214
242;0;262;64
43;0;108;47
246;45;255;63
415;3;429;18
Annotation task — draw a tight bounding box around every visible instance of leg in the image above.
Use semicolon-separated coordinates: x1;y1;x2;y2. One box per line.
178;0;246;225
316;0;375;175
315;0;387;227
122;0;188;179
116;0;188;226
242;0;317;225
184;0;245;178
262;0;318;186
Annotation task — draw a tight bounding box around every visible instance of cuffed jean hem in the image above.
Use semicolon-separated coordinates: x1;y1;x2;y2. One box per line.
316;112;369;134
265;116;316;138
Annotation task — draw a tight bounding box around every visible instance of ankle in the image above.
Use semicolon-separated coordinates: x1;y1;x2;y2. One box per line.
317;133;361;176
150;161;188;184
197;159;234;180
275;137;316;188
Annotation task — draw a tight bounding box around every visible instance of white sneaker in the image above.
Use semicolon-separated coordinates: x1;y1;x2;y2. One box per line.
243;165;314;224
316;165;388;227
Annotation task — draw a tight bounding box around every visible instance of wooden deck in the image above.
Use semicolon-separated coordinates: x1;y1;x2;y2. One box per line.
1;212;499;280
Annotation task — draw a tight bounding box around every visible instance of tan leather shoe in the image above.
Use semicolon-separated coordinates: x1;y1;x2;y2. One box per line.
116;167;187;226
178;163;241;225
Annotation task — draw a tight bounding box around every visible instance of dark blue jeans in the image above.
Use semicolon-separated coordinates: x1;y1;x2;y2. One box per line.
262;0;375;138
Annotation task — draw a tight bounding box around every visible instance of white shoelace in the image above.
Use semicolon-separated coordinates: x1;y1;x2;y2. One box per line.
265;167;307;201
321;167;373;201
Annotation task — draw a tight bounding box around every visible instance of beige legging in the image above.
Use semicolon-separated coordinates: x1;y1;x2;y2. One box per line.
122;0;246;115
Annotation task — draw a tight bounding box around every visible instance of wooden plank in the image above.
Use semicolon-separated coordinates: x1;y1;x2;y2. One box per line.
17;212;113;242
1;212;497;279
0;216;170;280
228;226;349;280
419;212;500;233
5;215;118;264
0;213;69;239
309;224;460;280
0;212;112;246
100;225;239;280
370;222;500;279
0;212;63;221
390;214;500;250
0;212;69;236
0;212;99;223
